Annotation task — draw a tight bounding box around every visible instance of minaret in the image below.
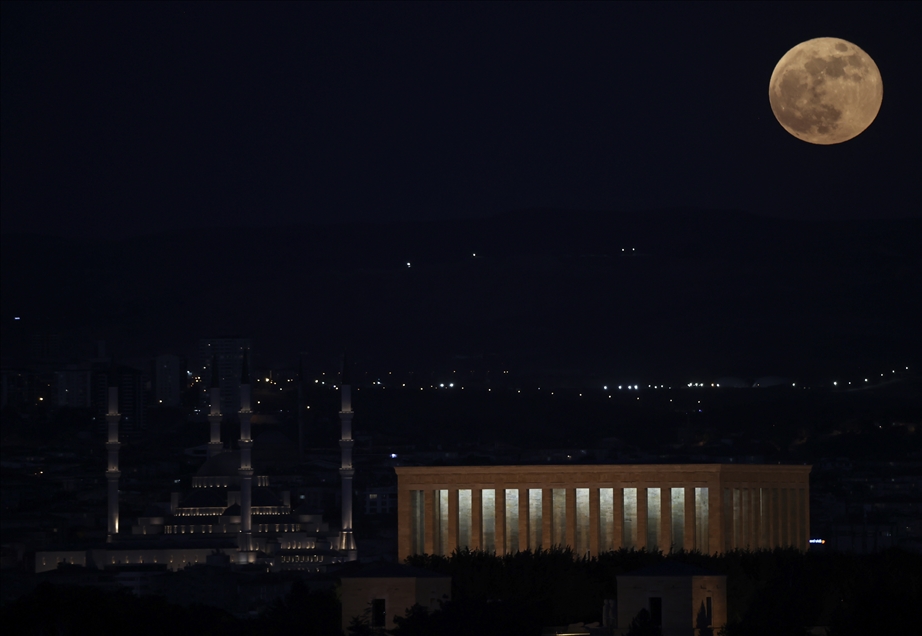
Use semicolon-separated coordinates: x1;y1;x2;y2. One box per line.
297;354;305;463
338;355;357;560
207;354;223;457
105;371;121;542
237;353;255;564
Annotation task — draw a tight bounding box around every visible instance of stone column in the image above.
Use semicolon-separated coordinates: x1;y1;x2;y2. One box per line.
800;486;810;550
749;488;758;550
398;486;411;560
770;486;779;547
612;487;624;550
542;488;553;549
741;488;750;550
782;488;792;547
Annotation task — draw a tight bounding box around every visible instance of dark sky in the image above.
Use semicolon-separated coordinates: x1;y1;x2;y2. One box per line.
1;1;919;239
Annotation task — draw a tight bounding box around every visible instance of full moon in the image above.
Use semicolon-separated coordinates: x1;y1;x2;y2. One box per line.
769;37;882;144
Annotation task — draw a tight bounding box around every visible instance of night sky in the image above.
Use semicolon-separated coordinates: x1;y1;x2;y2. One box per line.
2;1;919;240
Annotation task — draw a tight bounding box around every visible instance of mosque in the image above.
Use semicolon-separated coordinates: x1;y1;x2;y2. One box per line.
36;357;358;573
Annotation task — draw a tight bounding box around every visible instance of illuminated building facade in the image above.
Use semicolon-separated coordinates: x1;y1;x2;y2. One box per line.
36;358;356;574
396;464;811;560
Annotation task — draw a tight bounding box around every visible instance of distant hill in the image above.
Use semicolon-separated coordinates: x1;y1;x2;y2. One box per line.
2;209;919;382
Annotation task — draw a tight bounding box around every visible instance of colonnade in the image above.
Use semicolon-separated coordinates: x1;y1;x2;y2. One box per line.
396;465;811;559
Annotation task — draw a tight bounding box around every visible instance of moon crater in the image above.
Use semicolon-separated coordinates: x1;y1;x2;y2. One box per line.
769;37;882;144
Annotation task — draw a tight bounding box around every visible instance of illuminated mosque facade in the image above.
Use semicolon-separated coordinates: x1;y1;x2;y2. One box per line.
37;357;358;573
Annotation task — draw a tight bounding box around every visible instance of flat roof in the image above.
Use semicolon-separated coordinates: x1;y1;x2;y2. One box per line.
395;463;811;475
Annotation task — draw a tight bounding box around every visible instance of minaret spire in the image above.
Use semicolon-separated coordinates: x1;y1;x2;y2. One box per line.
105;367;121;542
338;354;357;560
237;352;255;564
207;353;223;457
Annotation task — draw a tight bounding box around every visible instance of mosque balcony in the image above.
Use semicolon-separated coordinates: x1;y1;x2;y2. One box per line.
278;535;318;550
192;475;242;488
174;507;226;516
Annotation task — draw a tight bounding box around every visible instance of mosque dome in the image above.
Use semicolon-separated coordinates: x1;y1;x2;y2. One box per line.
196;451;242;476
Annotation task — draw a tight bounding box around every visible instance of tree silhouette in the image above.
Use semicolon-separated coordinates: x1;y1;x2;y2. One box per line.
625;608;662;636
696;601;714;636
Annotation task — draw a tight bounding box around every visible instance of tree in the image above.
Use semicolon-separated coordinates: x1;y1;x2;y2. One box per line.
625;608;662;636
346;614;375;636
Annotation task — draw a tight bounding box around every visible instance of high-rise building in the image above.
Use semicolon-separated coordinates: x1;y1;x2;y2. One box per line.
153;354;183;407
92;365;147;434
54;364;93;408
198;337;251;415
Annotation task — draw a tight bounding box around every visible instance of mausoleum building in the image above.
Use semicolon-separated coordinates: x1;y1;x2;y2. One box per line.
396;464;810;559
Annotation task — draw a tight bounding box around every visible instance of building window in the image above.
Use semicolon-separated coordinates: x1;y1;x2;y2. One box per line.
459;489;472;549
482;489;495;553
505;489;519;554
528;489;543;549
576;488;590;556
599;488;615;552
623;488;637;549
781;488;790;547
706;596;713;625
671;488;685;551
647;488;661;551
695;487;709;553
552;489;566;547
733;488;742;550
437;489;448;556
410;490;424;555
649;597;662;627
372;598;386;628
